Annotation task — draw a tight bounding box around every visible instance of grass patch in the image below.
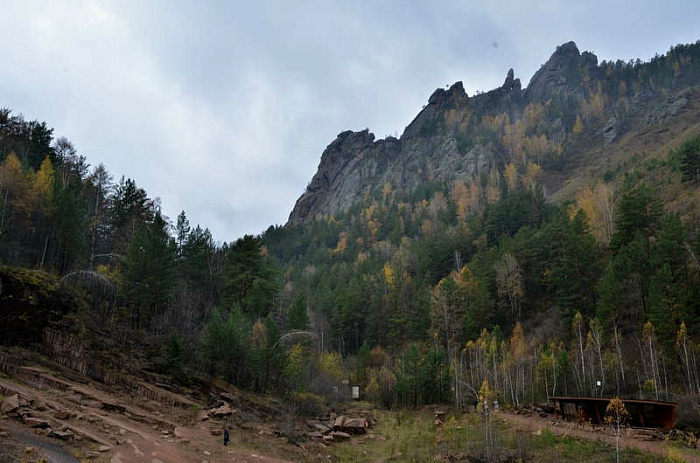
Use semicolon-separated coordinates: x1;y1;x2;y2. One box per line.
328;409;672;462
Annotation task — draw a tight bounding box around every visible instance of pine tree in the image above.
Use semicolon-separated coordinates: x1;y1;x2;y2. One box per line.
175;210;190;255
678;134;700;183
165;332;183;375
223;235;279;318
124;212;175;330
288;294;309;331
611;182;662;251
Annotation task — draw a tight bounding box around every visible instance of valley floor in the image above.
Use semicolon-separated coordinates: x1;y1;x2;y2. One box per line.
1;349;699;463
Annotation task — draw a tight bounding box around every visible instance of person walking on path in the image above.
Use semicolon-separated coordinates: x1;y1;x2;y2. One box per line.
224;426;230;446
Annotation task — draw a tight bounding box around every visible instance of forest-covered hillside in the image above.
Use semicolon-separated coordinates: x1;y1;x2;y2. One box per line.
1;40;700;417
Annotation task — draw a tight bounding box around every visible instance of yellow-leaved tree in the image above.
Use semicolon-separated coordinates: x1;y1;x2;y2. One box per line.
504;163;518;192
605;398;630;463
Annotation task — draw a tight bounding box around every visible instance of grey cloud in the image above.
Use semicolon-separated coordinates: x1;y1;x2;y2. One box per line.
1;0;698;241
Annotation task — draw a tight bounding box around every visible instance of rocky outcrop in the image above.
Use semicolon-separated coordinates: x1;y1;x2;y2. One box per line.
645;88;691;125
287;80;500;224
286;40;694;225
286;53;546;224
525;41;598;102
288;131;399;225
0;266;77;346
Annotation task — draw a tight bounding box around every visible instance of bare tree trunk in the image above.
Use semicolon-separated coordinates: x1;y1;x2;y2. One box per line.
39;235;49;269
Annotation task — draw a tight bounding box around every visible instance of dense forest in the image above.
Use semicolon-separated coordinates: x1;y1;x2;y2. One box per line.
1;41;700;418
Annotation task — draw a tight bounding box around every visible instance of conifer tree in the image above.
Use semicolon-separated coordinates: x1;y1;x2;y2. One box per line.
288;294;309;331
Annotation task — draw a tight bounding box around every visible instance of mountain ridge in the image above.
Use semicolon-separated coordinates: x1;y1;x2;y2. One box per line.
287;39;700;225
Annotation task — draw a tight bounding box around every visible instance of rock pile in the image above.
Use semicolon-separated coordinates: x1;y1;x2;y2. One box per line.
304;414;372;442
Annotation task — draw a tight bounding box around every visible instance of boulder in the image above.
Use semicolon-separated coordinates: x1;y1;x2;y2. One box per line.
101;401;126;413
24;417;51;428
333;416;345;428
330;431;351;441
307;420;331;433
98;445;111;452
333;416;368;434
1;394;20;414
220;392;238;403
314;423;331;434
54;411;72;420
209;402;234;418
50;429;75;440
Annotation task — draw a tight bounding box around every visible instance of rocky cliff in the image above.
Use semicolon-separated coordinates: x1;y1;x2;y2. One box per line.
287;40;700;225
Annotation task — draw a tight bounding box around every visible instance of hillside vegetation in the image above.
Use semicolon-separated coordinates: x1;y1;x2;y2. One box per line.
1;40;700;426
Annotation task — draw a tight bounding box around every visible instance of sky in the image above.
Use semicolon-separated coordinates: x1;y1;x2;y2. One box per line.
1;1;699;242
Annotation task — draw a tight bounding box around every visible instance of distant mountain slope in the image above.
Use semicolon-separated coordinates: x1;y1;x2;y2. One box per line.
288;40;700;225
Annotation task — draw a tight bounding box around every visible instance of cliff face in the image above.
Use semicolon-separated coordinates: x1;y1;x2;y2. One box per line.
287;77;507;225
287;40;700;225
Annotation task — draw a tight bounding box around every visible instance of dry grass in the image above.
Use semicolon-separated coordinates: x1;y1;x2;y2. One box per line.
327;408;672;463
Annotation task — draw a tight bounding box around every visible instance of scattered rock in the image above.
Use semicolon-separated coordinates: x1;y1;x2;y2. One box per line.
197;410;210;422
98;445;111;452
1;394;20;414
210;429;223;436
203;450;211;456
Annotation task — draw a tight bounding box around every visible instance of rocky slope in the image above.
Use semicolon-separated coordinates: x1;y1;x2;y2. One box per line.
287;40;700;225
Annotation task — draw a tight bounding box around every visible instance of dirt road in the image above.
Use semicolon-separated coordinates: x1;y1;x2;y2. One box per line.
501;411;700;463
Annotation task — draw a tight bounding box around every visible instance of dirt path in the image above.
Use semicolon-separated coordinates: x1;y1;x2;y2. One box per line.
2;421;78;463
500;412;700;462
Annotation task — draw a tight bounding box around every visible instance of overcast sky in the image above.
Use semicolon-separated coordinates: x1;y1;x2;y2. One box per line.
1;1;698;242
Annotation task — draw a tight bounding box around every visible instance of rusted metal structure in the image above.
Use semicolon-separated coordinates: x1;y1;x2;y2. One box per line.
550;396;677;429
